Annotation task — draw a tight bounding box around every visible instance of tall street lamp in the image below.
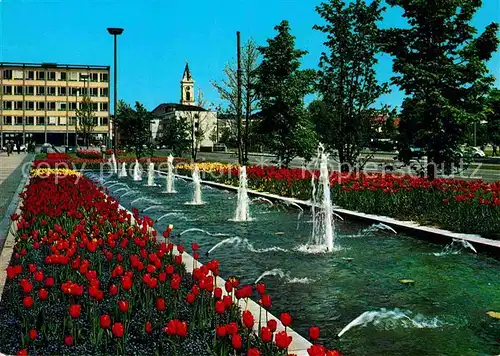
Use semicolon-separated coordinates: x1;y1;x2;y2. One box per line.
107;27;124;155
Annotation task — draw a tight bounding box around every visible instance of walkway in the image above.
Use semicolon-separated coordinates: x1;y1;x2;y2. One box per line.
0;153;30;237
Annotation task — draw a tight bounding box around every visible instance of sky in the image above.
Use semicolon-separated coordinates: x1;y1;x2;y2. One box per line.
0;0;499;112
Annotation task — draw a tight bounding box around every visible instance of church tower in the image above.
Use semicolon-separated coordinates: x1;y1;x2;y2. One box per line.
180;62;195;106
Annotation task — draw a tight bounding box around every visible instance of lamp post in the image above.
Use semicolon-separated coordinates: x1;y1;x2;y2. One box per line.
107;27;124;155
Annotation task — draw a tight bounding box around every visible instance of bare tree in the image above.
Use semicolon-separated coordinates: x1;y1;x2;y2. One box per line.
75;96;96;148
213;39;260;164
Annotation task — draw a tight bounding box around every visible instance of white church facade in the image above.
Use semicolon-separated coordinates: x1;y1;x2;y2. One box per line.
151;63;217;150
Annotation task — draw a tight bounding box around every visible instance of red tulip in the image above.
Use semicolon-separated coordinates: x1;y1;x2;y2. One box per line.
176;320;188;337
242;310;254;329
29;329;37;340
112;322;124;338
174;255;182;265
267;319;277;332
223;295;232;308
248;348;261;356
260;294;272;309
326;350;343;356
20;279;33;293
38;288;48;301
156;297;166;311
308;344;326;356
16;349;27;356
23;296;34;308
145;321;153;334
166;264;174;275
275;331;292;349
216;325;227;338
215;300;225;314
108;284;118;296
280;312;292;327
231;333;242;350
214;287;223;300
69;304;81;318
191;243;199;251
100;314;111;329
121;275;132;290
226;322;238;335
118;300;129;313
224;280;233;293
186;293;195;304
64;335;74;346
165;320;176;336
261;326;273;343
170;274;181;290
309;326;320;341
34;271;44;282
255;282;266;295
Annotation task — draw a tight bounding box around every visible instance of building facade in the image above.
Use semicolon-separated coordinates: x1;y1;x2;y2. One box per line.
151;63;217;150
0;62;110;147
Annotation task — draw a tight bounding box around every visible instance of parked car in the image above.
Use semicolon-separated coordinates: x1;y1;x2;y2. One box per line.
456;146;486;158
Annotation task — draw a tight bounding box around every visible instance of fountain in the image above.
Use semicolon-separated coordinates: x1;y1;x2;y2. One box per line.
133;160;142;181
337;308;442;338
146;162;156;186
111;153;118;175
187;164;203;205
254;269;286;284
119;162;127;178
310;144;335;252
166;154;176;193
233;166;250;221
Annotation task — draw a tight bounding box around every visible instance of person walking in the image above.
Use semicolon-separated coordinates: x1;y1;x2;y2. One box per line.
492;143;498;157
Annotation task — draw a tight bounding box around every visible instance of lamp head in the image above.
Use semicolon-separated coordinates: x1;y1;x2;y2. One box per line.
107;28;124;35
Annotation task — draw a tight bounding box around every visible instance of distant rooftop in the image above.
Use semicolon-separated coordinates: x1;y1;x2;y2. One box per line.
152;103;208;115
0;62;109;70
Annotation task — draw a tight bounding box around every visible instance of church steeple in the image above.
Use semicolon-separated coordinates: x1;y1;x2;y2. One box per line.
181;62;194;105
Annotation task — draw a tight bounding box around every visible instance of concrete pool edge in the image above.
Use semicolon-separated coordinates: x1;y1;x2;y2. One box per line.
117;201;314;355
166;171;500;253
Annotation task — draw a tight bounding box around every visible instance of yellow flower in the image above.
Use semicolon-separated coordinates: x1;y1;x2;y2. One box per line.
31;168;82;177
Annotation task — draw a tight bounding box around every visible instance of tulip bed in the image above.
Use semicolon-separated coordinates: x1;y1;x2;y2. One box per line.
176;164;500;239
76;149;103;159
0;169;342;356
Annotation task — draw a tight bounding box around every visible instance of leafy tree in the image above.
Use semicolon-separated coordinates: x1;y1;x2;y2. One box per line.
159;116;190;156
380;0;499;179
255;20;318;166
313;0;389;171
486;88;500;146
180;90;212;161
75;96;96;148
116;100;153;158
213;39;260;164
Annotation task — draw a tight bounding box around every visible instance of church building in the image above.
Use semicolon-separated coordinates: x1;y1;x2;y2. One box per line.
151;63;217;150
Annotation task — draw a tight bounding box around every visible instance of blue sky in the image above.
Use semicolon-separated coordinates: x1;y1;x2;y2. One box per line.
1;0;499;112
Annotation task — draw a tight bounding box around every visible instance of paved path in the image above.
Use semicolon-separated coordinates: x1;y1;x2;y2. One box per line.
0;153;30;222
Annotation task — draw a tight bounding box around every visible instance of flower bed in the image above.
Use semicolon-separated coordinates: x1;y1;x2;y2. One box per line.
0;169;341;356
76;149;102;159
176;164;500;239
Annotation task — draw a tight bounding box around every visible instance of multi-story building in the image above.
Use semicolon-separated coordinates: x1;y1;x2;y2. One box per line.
0;62;110;147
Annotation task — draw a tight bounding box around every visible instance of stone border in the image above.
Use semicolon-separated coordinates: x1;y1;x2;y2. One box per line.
116;201;313;355
166;172;500;253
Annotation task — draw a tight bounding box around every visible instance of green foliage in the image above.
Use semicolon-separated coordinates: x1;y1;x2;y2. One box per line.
313;0;389;170
380;0;499;179
116;100;154;159
75;96;97;148
486;88;500;145
159;117;190;156
255;20;318;166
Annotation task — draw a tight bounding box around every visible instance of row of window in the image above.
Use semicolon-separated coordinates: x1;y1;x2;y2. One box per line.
2;70;108;82
2;101;108;111
1;86;109;97
2;116;108;126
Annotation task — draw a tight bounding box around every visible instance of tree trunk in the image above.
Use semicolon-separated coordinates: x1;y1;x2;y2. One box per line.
426;156;436;181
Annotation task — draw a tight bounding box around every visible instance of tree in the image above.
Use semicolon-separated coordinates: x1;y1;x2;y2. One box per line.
75;96;96;148
116;100;153;158
313;0;389;171
486;88;500;146
158;116;190;156
380;0;499;179
255;20;318;166
213;39;260;164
